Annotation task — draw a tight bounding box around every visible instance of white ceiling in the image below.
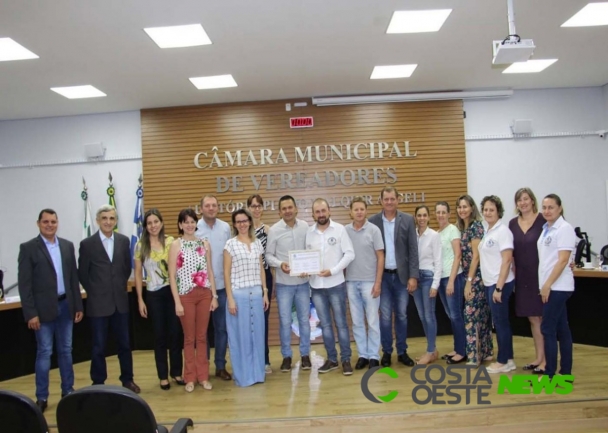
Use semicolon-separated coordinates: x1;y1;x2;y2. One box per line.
1;0;607;120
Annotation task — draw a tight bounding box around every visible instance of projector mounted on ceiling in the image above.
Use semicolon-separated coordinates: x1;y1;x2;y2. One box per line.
492;0;535;65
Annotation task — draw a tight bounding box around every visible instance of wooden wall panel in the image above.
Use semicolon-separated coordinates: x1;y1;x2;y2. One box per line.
141;99;467;348
141;99;467;230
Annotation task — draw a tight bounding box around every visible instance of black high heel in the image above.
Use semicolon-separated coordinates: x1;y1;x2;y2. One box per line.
171;376;186;386
160;381;171;391
446;355;467;364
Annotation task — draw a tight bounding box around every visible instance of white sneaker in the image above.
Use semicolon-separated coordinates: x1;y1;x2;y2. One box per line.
265;364;273;374
487;363;514;374
507;359;517;371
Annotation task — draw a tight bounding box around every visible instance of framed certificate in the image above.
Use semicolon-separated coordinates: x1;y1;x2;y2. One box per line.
288;250;321;276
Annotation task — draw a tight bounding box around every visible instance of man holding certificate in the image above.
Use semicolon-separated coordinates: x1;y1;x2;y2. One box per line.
306;198;355;376
265;195;312;373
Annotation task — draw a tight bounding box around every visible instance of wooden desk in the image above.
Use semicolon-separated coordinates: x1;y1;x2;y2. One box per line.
573;269;608;279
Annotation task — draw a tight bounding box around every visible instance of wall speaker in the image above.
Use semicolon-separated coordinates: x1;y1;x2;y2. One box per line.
511;119;533;134
84;143;105;158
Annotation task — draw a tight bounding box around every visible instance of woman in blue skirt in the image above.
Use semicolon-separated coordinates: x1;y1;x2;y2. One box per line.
223;209;269;387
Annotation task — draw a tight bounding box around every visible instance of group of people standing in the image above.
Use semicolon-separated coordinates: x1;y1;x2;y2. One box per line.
18;185;576;411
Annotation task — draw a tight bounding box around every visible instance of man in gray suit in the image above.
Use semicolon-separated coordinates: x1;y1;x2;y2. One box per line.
79;204;140;393
369;186;419;368
18;209;83;413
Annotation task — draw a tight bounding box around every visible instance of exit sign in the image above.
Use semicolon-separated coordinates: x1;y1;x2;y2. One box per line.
290;117;314;128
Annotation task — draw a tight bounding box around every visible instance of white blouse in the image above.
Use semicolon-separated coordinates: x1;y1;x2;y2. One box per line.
417;227;442;289
224;238;264;290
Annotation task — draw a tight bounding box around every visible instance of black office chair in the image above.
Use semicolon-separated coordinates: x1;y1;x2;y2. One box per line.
56;385;193;433
0;389;49;433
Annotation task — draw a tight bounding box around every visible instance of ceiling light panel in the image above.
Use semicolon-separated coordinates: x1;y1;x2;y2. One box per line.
51;85;107;99
189;74;238;89
144;24;212;48
562;3;608;27
370;64;418;79
0;38;39;61
387;9;452;33
502;59;558;74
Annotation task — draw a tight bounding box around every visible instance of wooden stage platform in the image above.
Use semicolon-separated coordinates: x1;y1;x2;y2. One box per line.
1;336;607;432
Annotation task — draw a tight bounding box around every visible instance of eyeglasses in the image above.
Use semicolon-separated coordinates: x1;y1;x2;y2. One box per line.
249;205;263;210
235;220;250;225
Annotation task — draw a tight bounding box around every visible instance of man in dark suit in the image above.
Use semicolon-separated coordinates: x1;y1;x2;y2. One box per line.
79;204;140;393
18;209;84;413
369;186;419;368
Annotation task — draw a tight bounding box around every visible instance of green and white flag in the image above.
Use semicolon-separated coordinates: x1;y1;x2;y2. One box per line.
81;177;95;239
107;172;118;232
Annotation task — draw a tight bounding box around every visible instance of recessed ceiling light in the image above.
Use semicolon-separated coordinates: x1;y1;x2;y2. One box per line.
50;85;107;99
562;2;608;27
144;24;212;48
189;74;238;89
370;64;418;79
387;9;452;33
502;59;558;74
0;38;39;61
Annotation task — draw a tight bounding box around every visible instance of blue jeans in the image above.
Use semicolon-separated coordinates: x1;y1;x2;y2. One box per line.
412;270;437;353
35;299;74;400
486;281;515;364
311;283;352;362
438;274;465;356
346;281;380;360
207;288;229;370
380;273;409;355
541;290;573;377
276;282;311;358
89;309;133;385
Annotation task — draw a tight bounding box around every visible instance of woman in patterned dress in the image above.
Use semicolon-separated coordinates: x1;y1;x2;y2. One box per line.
168;208;218;392
456;195;493;366
224;208;269;387
135;208;183;390
247;194;274;373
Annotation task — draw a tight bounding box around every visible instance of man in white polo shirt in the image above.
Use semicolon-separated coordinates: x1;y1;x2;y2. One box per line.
306;198;355;375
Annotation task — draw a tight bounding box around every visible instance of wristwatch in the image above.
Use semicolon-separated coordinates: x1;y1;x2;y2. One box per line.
467;277;473;282
212;294;219;299
495;287;503;293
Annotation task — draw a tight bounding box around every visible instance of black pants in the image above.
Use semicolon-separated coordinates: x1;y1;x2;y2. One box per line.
264;267;273;365
147;285;184;380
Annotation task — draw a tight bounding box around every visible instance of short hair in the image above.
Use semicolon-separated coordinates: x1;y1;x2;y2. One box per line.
38;208;57;221
200;195;218;206
312;198;329;210
177;208;198;235
481;195;505;219
543;193;564;217
414;205;430;216
514;187;539;215
278;195;297;209
435;201;450;213
456;194;481;231
231;209;255;239
247;194;264;207
350;196;367;209
380;186;399;200
96;204;117;219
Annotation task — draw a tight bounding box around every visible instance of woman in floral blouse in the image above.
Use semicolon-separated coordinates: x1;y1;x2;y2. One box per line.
169;208;218;392
135;208;183;390
456;195;493;366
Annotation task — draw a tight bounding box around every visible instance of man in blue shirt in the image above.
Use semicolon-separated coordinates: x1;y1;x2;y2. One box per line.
18;209;83;412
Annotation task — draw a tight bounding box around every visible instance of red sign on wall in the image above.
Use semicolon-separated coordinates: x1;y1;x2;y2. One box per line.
290;117;314;128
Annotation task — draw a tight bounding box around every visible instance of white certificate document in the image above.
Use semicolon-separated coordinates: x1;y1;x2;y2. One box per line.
289;250;321;276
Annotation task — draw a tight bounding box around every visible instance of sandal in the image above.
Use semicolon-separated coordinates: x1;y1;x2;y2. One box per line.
523;363;539;370
199;380;213;390
185;382;195;393
533;367;545;375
